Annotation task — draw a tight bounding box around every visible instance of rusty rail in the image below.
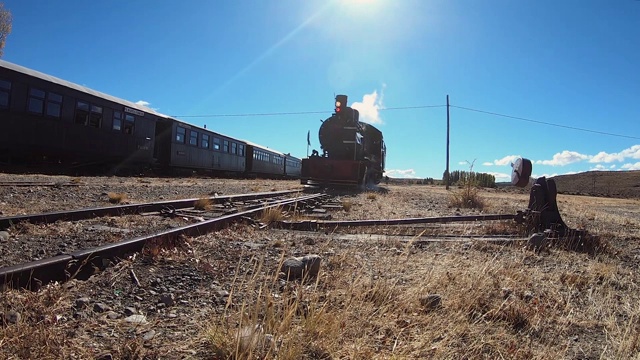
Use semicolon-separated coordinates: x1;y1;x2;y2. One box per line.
279;213;523;230
0;193;325;290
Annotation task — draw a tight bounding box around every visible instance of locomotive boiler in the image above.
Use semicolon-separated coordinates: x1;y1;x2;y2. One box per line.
301;95;386;186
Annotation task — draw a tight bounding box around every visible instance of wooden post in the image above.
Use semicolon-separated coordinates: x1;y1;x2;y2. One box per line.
446;95;450;190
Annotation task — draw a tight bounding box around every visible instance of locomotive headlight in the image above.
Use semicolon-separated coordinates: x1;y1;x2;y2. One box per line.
335;101;342;112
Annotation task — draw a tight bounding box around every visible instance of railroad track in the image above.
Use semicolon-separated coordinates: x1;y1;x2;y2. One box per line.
0;189;302;229
0;191;326;290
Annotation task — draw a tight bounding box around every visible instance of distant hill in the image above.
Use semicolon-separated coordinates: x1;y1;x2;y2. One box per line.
392;171;640;199
550;170;640;199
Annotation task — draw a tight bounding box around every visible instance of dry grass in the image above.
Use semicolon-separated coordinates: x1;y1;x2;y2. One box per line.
260;206;285;225
2;183;639;359
107;192;127;204
194;197;212;211
195;235;640;359
449;185;485;209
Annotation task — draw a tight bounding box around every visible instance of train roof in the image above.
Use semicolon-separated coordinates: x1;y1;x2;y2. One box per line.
0;59;171;120
244;140;301;159
0;59;297;158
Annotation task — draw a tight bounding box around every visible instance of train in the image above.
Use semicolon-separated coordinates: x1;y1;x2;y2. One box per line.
301;94;386;186
0;59;301;178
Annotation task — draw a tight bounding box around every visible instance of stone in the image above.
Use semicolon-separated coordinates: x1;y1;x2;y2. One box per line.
124;307;137;316
0;231;10;242
143;330;156;341
106;311;119;320
280;254;322;280
124;314;148;325
419;294;442;312
281;258;304;280
93;302;111;313
4;310;21;324
160;293;175;307
74;297;91;309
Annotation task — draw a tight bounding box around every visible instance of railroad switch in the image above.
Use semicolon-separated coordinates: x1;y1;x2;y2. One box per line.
512;159;596;253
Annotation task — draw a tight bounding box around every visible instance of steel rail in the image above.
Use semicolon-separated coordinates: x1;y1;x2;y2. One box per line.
0;189;303;229
279;213;522;230
0;193;325;291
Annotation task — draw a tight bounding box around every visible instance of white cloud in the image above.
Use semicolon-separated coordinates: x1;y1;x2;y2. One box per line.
385;169;418;178
535;150;590;166
487;172;510;181
590;164;607;171
135;100;150;107
621;162;640;170
610;165;616;169
458;161;468;165
533;172;562;178
485;155;521;166
351;87;385;124
589;145;640;163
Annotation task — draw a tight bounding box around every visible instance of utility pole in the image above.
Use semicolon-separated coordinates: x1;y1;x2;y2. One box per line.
446;95;450;190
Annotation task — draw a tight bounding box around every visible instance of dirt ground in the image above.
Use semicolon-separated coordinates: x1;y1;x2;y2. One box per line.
1;174;639;359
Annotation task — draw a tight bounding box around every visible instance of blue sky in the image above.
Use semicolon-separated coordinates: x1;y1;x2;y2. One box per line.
2;0;639;180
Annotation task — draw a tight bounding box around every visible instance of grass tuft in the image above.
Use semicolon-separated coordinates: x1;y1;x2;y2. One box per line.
194;197;212;210
107;192;127;204
341;199;353;212
260;206;285;225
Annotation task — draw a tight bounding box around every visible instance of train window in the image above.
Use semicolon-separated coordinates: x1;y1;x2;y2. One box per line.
231;142;237;154
74;101;90;125
201;134;209;148
0;79;10;109
45;92;62;118
213;137;221;150
89;105;102;128
112;111;122;131
238;144;245;156
189;130;198;146
123;114;135;134
27;88;46;115
223;140;229;153
176;126;186;143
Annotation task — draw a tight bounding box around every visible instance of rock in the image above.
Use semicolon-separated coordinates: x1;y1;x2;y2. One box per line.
281;258;304;279
105;311;119;320
95;353;113;360
93;303;111;313
4;310;21;324
0;231;10;242
142;330;156;341
280;254;322;280
301;255;321;277
75;297;91;309
124;307;137;316
160;293;175;307
124;314;148;325
419;294;442;312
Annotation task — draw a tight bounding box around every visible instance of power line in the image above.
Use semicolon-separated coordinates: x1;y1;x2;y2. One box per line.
171;102;638;140
451;105;640;140
171;104;446;118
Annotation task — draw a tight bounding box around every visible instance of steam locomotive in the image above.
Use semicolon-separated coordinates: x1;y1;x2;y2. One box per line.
301;95;386;186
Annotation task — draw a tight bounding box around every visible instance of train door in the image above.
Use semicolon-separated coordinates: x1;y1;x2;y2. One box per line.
153;119;173;166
